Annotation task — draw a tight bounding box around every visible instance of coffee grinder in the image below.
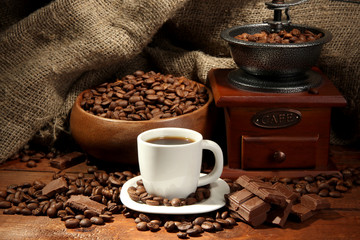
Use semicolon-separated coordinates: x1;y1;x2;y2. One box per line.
209;0;347;177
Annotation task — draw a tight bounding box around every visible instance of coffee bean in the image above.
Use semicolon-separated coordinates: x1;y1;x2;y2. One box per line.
193;216;205;225
185;197;197;205
62;215;75;221
26;160;37;168
136;222;148;231
27;202;39;210
145;199;160;206
75;214;85;220
216;218;230;227
329;191;342;198
80;218;92;228
57;210;67;218
221;211;229;219
177;221;193;231
163;221;176;232
201;221;214;232
90;216;104;225
21;208;32;215
0;201;11;209
65;218;80;228
3;208;16;215
0;190;7;199
147;222;160;232
213;222;223;231
187;227;201;236
226;217;237;226
32;208;42;216
170;198;181;207
335;185;348;192
177;232;188;239
99;214;114;222
318;189;329;197
46;207;58;218
138;213;150;223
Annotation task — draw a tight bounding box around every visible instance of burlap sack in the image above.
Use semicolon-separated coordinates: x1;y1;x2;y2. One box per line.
0;0;359;163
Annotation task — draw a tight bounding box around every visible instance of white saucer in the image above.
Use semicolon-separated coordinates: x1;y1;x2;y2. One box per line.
120;175;230;215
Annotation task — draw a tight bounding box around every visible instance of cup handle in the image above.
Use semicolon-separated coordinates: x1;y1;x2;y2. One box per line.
198;140;224;186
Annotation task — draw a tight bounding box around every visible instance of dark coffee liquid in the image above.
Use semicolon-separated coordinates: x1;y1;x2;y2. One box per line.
147;136;194;145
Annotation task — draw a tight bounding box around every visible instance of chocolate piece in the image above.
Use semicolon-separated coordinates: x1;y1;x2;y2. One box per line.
267;199;292;228
230;209;268;228
265;182;299;228
300;194;330;210
290;203;315;222
50;152;85;170
226;188;254;210
272;182;299;203
226;189;271;227
65;195;106;214
42;177;68;197
235;175;287;207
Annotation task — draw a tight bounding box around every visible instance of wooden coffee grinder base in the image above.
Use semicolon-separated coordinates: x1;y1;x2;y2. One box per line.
208;68;347;178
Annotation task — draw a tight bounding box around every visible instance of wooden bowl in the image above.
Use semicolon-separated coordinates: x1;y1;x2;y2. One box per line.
69;86;215;165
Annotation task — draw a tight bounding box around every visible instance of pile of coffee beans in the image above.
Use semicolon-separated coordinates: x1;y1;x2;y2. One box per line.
122;208;237;238
0;166;135;229
80;70;209;121
234;29;323;44
264;168;360;198
127;179;211;206
8;145;57;168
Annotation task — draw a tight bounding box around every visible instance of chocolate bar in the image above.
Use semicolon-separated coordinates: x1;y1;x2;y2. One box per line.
290;203;315;222
235;175;287;207
42;177;68;197
50;152;85;170
65;195;106;214
226;189;271;227
300;194;330;211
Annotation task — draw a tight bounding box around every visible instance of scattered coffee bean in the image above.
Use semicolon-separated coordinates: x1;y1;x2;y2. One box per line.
177;232;188;239
90;216;104;225
80;218;92;228
136;222;148;231
164;221;176;232
3;208;16;215
26;160;37;168
329;191;342;198
0;201;11;209
65;218;80;228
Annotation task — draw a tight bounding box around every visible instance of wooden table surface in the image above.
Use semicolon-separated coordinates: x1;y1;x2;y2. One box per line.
1;145;360;240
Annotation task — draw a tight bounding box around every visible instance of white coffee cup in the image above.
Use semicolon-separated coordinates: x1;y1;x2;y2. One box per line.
137;127;223;200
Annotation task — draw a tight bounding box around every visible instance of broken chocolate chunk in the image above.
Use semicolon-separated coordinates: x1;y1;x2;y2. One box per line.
290;203;316;222
300;194;330;211
50;152;85;170
65;195;106;215
267;199;293;228
42;177;68;197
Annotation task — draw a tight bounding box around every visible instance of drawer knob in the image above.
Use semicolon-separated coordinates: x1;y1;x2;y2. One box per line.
273;151;286;163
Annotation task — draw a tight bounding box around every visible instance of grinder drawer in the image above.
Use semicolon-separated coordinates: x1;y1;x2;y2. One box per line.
241;135;319;169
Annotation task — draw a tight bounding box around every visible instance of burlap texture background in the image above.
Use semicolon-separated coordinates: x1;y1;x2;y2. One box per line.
0;0;359;163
